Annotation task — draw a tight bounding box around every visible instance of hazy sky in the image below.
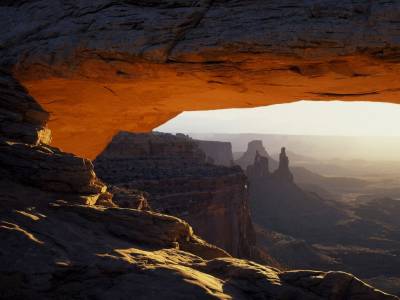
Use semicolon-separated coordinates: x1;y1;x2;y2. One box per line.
156;101;400;136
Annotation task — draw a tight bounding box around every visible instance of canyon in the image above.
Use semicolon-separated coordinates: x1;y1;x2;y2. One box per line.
2;69;397;299
2;1;400;299
242;141;400;296
94;131;258;259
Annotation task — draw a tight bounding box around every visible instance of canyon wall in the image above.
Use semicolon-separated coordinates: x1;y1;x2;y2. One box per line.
1;2;400;298
0;1;399;157
0;31;398;300
94;132;257;258
0;69;110;208
236;140;278;171
246;146;348;240
246;146;400;295
195;139;234;166
0;69;233;299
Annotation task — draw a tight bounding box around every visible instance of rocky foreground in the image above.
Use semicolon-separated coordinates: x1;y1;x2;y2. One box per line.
1;2;400;298
1;67;399;299
2;203;398;300
3;202;398;300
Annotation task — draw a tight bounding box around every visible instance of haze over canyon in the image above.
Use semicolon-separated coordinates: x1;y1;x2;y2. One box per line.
1;1;400;299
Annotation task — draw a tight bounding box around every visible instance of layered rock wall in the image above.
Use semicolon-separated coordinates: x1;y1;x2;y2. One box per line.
246;151;270;181
1;2;400;298
0;36;398;300
195;139;234;166
0;70;109;207
0;68;50;145
0;71;237;298
95;131;257;257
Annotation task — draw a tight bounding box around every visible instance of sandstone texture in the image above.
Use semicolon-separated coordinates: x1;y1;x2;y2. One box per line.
0;68;50;145
108;185;151;210
0;1;399;157
0;54;398;300
2;202;397;300
1;3;400;299
94;131;257;258
0;69;110;207
0;69;226;298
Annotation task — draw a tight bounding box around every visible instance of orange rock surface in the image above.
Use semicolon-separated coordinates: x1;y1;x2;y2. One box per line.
3;1;399;158
18;55;400;159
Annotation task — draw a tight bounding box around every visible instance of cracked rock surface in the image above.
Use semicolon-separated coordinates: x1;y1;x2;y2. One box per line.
0;5;399;299
0;66;398;300
1;202;398;300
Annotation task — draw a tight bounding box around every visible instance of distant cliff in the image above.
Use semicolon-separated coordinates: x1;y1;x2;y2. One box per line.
246;147;400;295
94;132;257;258
194;139;234;166
236;140;278;171
247;147;347;242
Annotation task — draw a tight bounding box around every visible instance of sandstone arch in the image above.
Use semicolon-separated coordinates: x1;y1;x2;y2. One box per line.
1;0;399;158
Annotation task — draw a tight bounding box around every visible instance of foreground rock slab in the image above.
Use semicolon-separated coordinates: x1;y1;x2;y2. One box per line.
1;202;397;300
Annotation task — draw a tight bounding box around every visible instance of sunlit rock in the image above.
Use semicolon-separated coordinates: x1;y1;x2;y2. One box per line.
0;1;399;158
94;131;257;258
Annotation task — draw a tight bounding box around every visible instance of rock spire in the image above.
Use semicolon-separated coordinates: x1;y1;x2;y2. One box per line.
272;147;294;182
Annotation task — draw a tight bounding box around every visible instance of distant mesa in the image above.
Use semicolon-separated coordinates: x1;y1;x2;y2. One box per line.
246;151;270;180
194;139;234;167
236;140;278;171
